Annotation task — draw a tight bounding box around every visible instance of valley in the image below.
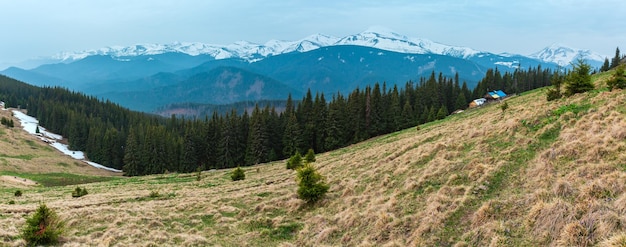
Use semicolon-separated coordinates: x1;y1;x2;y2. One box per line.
1;71;625;246
1;28;601;114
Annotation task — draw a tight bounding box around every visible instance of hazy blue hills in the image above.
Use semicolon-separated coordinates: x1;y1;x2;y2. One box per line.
2;26;600;114
98;66;300;112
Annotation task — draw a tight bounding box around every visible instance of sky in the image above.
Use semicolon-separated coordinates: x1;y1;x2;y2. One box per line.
1;0;625;67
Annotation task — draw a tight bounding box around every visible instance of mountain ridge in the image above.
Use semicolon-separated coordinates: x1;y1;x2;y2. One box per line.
13;27;605;68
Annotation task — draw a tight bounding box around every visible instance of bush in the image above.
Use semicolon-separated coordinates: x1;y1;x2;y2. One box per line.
304;149;316;163
22;204;64;246
149;190;160;198
1;117;13;127
499;101;509;113
607;65;626;91
71;187;88;198
14;190;22;197
296;164;329;204
286;151;303;170
546;88;562;101
231;167;245;181
196;166;203;181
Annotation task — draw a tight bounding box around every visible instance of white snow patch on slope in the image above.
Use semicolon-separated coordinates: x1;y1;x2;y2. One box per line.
12;110;122;173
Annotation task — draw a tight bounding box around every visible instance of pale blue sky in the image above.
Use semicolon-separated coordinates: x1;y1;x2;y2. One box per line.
1;0;624;66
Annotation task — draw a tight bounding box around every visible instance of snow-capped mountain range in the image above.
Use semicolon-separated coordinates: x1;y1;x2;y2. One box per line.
529;44;605;67
49;26;603;67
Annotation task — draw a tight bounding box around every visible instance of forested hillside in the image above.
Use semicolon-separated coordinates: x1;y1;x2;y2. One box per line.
0;66;554;176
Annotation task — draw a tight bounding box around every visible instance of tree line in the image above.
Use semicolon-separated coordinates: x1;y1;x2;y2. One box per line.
0;66;554;176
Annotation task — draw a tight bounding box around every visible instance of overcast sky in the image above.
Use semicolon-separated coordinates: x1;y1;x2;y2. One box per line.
1;0;625;66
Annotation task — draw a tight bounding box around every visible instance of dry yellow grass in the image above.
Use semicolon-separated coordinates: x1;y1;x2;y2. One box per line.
0;109;119;180
1;73;626;246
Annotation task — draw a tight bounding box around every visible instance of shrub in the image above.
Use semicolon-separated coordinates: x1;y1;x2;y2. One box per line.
196;166;203;181
546;72;564;101
14;190;22;197
286;151;303;170
607;65;626;91
499;101;509;113
546;88;562;101
71;187;88;198
231;167;245;181
296;164;329;204
304;149;316;163
21;204;64;246
149;190;160;198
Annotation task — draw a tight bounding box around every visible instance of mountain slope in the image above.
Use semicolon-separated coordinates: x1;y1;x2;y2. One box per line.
3;28;603;113
0;108;119;180
93;45;489;111
99;66;302;112
1;70;625;246
530;44;606;67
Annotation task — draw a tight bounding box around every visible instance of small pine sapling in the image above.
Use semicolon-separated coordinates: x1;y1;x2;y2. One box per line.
296;164;329;204
71;187;88;198
231;167;245;181
500;101;509;113
607;65;626;91
21;204;64;246
286;151;303;170
304;148;316;163
196;166;203;181
14;190;22;197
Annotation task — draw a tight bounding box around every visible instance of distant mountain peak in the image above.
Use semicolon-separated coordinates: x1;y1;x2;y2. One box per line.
529;44;604;66
24;27;605;70
362;26;407;39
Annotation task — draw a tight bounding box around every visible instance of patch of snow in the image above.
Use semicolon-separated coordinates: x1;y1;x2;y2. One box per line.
449;66;456;74
50;142;85;159
85;161;121;172
494;61;515;68
418;61;436;74
11;110;122;173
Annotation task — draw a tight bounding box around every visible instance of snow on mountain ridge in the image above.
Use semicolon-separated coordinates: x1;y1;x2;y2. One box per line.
48;27;602;66
529;43;605;66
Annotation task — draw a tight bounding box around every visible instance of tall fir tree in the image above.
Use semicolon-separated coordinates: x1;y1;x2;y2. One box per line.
611;47;621;69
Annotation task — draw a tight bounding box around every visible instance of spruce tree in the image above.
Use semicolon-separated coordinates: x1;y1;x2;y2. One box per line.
286;151;303;170
245;105;269;165
564;59;594;96
611;47;621;69
304;148;316;163
607;65;626;90
282;113;302;157
231;167;245;181
436;105;448;120
21;204;64;245
601;58;610;72
296;164;329;204
455;92;468;110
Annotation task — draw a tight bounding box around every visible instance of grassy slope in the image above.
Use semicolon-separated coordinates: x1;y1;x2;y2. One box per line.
1;71;626;246
0;109;120;186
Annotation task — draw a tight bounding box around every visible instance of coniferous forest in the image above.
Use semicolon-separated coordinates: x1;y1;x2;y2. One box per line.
0;66;555;176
